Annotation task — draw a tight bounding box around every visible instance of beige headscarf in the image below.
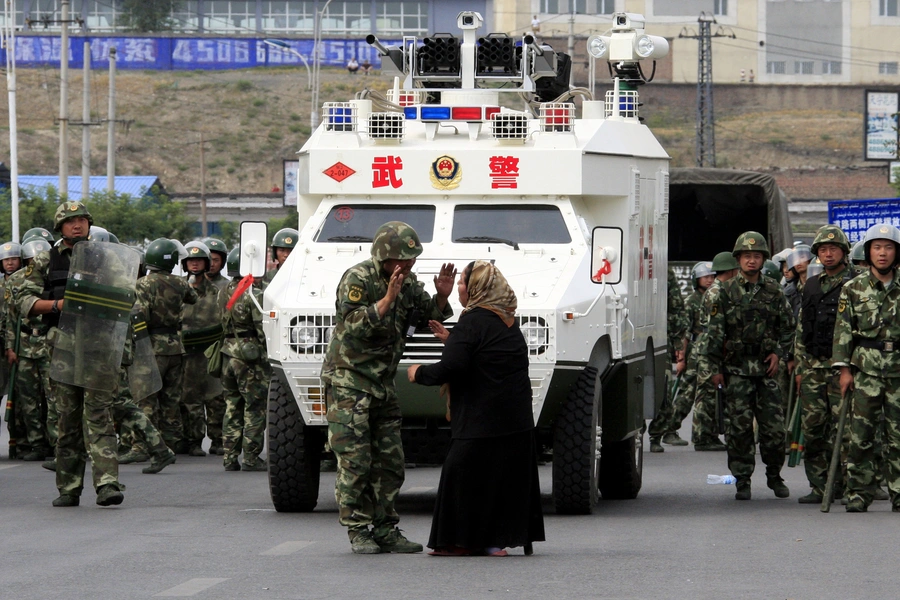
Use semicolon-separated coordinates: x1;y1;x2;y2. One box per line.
463;260;517;327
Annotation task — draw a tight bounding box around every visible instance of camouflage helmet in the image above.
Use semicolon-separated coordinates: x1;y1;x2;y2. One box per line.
786;244;813;270
53;201;93;232
226;245;241;276
0;241;22;261
732;231;770;259
89;225;110;243
22;227;54;244
271;228;299;261
371;221;423;262
806;257;824;279
182;240;211;272
691;261;714;288
144;238;180;272
761;260;781;280
863;222;900;268
22;238;51;261
850;239;866;263
811;224;850;256
711;251;739;272
203;237;229;259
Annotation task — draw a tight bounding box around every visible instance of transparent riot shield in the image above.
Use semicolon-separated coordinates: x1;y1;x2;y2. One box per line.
50;242;140;391
128;308;162;401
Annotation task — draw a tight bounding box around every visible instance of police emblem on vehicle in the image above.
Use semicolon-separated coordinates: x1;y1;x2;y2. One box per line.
430;155;462;190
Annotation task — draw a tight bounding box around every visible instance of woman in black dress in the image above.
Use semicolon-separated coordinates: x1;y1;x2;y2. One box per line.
407;260;544;556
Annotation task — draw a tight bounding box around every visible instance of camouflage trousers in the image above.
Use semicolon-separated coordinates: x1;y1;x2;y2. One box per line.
845;371;900;509
115;366;168;458
799;368;850;496
11;355;53;454
669;356;698;439
50;378;121;496
647;363;676;440
180;352;210;446
138;354;184;452
327;385;404;532
221;356;268;465
692;355;722;445
723;374;785;483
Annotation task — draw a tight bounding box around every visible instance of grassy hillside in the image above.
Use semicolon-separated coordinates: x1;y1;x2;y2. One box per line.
0;66;869;195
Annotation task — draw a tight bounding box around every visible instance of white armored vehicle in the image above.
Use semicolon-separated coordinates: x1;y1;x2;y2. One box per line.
262;11;671;514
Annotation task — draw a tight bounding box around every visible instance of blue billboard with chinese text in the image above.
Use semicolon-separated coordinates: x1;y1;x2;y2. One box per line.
828;198;900;242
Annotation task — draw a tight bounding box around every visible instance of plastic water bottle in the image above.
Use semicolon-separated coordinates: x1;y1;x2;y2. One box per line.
707;474;736;485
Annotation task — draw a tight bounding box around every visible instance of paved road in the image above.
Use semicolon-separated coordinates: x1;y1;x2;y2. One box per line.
1;418;896;600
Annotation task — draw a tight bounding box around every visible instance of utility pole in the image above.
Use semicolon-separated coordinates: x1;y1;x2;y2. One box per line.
3;0;21;241
81;40;90;200
200;133;207;237
59;0;69;196
679;13;734;168
107;46;116;193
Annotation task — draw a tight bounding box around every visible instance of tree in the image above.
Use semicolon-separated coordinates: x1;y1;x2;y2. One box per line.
118;0;182;33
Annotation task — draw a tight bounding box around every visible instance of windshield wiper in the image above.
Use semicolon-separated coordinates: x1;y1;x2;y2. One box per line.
327;235;373;242
455;236;520;250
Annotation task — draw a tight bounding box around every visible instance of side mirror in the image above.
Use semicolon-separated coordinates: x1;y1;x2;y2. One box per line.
591;226;623;285
239;221;268;278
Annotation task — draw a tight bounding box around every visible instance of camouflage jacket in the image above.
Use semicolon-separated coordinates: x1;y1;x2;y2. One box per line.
702;270;794;376
181;275;223;354
217;277;265;360
206;272;229;292
135;271;199;356
4;268;51;359
667;267;687;358
322;258;453;398
794;265;852;375
832;269;900;378
683;288;705;359
16;246;67;324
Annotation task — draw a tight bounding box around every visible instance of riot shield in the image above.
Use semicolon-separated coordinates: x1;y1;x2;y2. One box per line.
128;308;163;401
181;283;225;398
50;242;140;391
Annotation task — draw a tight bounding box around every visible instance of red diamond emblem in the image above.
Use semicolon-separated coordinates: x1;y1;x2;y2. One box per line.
324;162;356;182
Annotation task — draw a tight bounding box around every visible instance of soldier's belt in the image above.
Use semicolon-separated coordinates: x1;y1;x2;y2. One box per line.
182;325;224;349
741;343;763;356
149;326;180;336
856;339;897;352
224;331;257;339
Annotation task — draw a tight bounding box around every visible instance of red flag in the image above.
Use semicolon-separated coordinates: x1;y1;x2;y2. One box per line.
226;274;255;311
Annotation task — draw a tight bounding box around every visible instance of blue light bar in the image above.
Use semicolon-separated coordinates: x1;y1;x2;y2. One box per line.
404;107;418;119
420;106;452;121
327;107;352;124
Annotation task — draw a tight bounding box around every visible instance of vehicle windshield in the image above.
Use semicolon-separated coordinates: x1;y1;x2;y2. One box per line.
452;205;571;244
314;205;436;243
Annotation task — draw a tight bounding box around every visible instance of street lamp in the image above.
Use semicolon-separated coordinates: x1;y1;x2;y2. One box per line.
311;0;335;131
263;39;311;89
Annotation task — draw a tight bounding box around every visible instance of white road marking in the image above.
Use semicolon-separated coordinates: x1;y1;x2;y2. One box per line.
260;541;315;556
404;486;434;493
153;578;229;597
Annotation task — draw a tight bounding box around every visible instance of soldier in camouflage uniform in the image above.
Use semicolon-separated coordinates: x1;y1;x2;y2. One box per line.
703;232;794;500
323;221;455;554
5;239;51;461
202;238;229;454
850;240;868;275
833;223;900;513
134;238;199;454
647;266;688;452
217;246;269;471
179;241;224;456
691;252;738;451
18;202;125;507
261;228;298;289
1;241;24;457
794;225;855;504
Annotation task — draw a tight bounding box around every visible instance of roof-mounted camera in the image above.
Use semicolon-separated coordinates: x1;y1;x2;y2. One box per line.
457;11;483;30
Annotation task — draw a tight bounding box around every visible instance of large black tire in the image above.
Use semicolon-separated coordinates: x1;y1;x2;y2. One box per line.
599;433;643;500
552;367;601;515
267;377;325;512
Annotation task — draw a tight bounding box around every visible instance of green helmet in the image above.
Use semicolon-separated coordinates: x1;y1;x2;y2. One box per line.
227;245;241;277
271;228;299;261
0;241;22;261
145;238;180;272
22;239;51;261
850;240;866;263
53;201;93;232
811;225;850;256
203;237;229;259
22;227;54;244
761;260;781;280
711;251;739;272
371;221;423;262
732;231;770;259
863;222;900;269
691;261;714;288
182;241;211;272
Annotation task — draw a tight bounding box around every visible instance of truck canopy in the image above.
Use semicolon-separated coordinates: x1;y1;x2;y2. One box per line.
668;168;793;262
